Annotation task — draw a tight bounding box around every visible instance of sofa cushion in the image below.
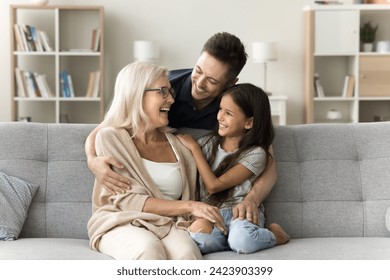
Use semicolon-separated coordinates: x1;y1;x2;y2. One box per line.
0;171;39;240
0;238;112;260
203;237;390;260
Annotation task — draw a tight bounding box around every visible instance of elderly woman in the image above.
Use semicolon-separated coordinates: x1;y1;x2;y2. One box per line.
87;62;225;260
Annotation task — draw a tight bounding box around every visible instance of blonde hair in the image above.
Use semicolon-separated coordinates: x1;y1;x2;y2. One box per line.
103;62;168;137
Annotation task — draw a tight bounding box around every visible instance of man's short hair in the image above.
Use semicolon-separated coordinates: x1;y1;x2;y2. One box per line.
202;32;248;80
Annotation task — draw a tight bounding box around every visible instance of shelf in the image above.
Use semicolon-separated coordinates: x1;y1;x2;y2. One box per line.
359;52;390;56
304;5;390;124
314;97;355;101
359;97;390;101
14;51;55;56
14;97;56;101
10;5;104;123
304;4;390;11
59;97;101;101
60;51;101;56
14;51;101;56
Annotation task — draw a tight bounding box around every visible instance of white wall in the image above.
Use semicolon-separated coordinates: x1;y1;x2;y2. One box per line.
1;0;323;124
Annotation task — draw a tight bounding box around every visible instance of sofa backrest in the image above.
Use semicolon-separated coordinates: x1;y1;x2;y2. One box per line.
265;122;390;239
0;122;96;239
1;122;390;240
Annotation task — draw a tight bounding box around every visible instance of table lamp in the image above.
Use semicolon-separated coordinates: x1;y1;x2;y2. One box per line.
133;40;159;62
252;41;277;95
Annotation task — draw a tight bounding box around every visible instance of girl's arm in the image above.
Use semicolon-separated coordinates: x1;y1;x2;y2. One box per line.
177;134;253;194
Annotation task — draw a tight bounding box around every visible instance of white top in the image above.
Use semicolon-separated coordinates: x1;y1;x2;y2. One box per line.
142;159;182;200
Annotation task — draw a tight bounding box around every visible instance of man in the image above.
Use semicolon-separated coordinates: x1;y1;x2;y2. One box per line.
85;32;277;225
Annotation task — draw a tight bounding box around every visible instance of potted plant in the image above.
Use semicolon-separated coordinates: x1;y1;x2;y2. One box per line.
360;21;378;52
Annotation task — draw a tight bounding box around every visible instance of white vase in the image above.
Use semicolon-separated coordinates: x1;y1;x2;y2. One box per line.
326;109;342;120
362;43;374;52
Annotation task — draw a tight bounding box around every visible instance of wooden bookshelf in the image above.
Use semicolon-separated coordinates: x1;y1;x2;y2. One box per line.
304;4;390;124
10;5;104;123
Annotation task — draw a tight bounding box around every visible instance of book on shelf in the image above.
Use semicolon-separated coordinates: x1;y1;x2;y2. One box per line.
30;72;42;97
67;74;75;97
345;75;355;98
13;23;53;52
40;74;53;97
85;72;94;97
342;75;355;98
34;73;53;98
29;26;44;52
90;28;101;51
341;75;350;97
38;30;54;52
22;25;36;52
60;70;75;98
314;73;325;97
15;24;29;51
23;71;37;97
92;71;101;97
15;68;54;98
13;24;25;51
14;68;27;97
85;71;101;97
60;72;65;97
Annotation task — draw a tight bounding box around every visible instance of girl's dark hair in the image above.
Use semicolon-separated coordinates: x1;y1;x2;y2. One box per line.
202;83;275;207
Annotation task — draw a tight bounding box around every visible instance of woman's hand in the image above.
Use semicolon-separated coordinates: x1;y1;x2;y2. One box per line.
88;155;131;195
189;201;228;235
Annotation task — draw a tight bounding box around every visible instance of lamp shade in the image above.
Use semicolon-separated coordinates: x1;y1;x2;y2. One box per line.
252;42;277;63
133;40;159;62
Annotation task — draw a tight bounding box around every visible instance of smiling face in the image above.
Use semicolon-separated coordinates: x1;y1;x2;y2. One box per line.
191;52;237;110
217;94;253;140
142;76;175;130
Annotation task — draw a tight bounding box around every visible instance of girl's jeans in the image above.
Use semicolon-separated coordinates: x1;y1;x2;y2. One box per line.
190;208;276;254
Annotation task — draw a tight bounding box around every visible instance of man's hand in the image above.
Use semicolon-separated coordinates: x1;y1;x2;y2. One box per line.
88;155;130;195
232;198;259;225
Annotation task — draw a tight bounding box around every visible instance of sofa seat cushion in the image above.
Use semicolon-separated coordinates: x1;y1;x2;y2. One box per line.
0;238;112;260
204;237;390;260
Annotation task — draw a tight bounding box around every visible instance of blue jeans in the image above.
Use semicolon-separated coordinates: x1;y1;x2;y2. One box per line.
190;208;276;254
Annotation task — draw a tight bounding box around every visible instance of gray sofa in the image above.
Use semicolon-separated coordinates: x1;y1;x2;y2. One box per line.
0;121;390;260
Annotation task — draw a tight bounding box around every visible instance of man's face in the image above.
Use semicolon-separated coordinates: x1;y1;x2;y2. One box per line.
191;52;234;106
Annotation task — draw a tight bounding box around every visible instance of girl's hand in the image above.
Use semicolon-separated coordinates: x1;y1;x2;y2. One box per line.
177;134;198;152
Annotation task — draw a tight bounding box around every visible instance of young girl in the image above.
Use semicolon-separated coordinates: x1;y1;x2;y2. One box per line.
177;83;289;254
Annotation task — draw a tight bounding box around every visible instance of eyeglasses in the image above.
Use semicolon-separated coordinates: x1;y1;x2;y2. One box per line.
145;86;176;99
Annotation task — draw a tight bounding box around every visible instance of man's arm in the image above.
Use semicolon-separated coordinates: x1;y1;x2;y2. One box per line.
232;146;277;224
85;122;130;194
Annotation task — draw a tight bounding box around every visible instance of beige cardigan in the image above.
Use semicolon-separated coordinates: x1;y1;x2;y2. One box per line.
87;127;197;251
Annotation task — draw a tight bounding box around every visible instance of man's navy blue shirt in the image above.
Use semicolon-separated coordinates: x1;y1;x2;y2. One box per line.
168;68;219;130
